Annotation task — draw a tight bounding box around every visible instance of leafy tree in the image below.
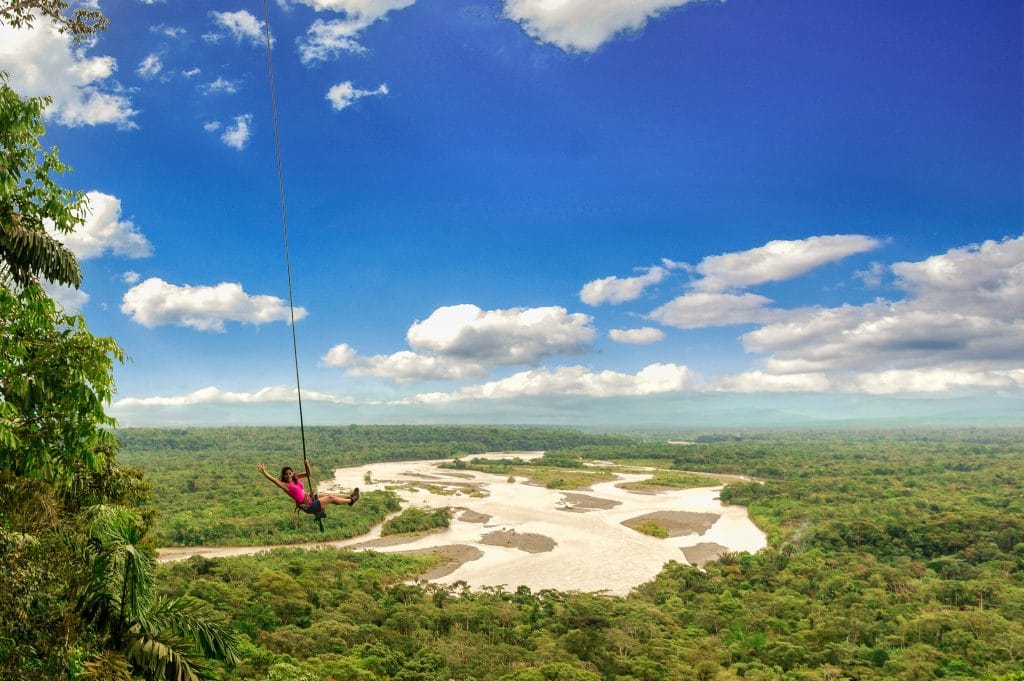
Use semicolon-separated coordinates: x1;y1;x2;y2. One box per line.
1;10;242;679
0;73;83;289
78;505;240;680
0;284;122;485
0;0;108;43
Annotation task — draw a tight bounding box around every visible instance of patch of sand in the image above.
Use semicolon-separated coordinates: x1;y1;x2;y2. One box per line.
443;471;478;479
480;530;556;554
558;492;620;512
346;533;437;550
458;509;491;523
622;511;720;537
406;544;484;580
681;542;730;566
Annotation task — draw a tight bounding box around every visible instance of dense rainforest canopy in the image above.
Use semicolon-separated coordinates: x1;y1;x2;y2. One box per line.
128;426;1024;681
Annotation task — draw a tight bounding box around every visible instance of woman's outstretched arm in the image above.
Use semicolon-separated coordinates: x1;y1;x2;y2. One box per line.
257;464;289;492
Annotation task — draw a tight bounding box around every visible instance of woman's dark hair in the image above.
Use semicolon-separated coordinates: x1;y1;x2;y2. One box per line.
280;467;294;483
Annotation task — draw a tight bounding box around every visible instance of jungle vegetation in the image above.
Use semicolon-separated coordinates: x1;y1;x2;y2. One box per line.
140;428;1024;681
1;5;239;677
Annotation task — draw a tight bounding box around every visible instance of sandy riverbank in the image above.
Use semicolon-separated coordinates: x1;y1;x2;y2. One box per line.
158;451;767;596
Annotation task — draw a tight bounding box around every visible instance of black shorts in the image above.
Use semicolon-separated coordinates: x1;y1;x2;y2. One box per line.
300;498;322;515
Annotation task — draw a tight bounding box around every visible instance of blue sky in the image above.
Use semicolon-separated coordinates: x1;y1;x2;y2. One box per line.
2;0;1022;426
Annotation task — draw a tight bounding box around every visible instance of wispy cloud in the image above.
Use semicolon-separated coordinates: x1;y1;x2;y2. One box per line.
210;10;268;47
608;327;665;344
220;114;253;150
692;235;880;293
295;0;416;63
646;235;880;330
114;385;352;408
201;76;239;95
325;81;388;110
399;363;697;403
150;24;186;38
580;265;667;306
648;291;776;329
136;53;162;79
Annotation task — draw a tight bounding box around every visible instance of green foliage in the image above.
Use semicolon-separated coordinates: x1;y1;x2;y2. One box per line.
150;429;1024;680
500;662;602;680
441;457;615;490
633;520;668;538
76;504;240;680
0;285;123;487
381;507;451;536
619;470;722;490
0;0;109;42
0;75;83;288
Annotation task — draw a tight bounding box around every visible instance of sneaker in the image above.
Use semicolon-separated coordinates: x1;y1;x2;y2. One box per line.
349;487;360;506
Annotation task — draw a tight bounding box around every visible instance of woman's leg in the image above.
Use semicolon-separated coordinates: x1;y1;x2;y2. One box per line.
318;493;352;506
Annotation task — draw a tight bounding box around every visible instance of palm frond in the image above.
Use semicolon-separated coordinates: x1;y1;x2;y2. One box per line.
141;596;240;666
0;218;81;288
80;650;133;681
123;628;209;681
78;505;155;630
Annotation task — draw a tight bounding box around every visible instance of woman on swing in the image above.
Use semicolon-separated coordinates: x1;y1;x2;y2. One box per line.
257;460;359;517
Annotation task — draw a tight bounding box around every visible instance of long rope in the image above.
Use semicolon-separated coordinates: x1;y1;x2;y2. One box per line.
260;0;309;469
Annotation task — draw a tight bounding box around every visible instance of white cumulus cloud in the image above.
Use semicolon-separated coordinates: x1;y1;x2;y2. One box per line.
0;19;137;128
121;277;305;332
325;81;388;110
49;191;153;260
738;235;1024;393
406;304;594;365
580;265;667;306
324;304;595;382
295;0;415;63
203;121;222;132
608;327;665;344
122;271;141;284
182;67;201;78
323;344;487;382
210;10;267;47
221;114;253;150
503;0;713;53
113;385;352;408
693;234;880;292
401;363;696;403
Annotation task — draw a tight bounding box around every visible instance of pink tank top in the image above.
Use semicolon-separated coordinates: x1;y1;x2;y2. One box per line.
285;479;307;504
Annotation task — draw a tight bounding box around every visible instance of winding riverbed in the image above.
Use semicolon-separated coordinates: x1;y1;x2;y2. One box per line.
158;452;766;596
